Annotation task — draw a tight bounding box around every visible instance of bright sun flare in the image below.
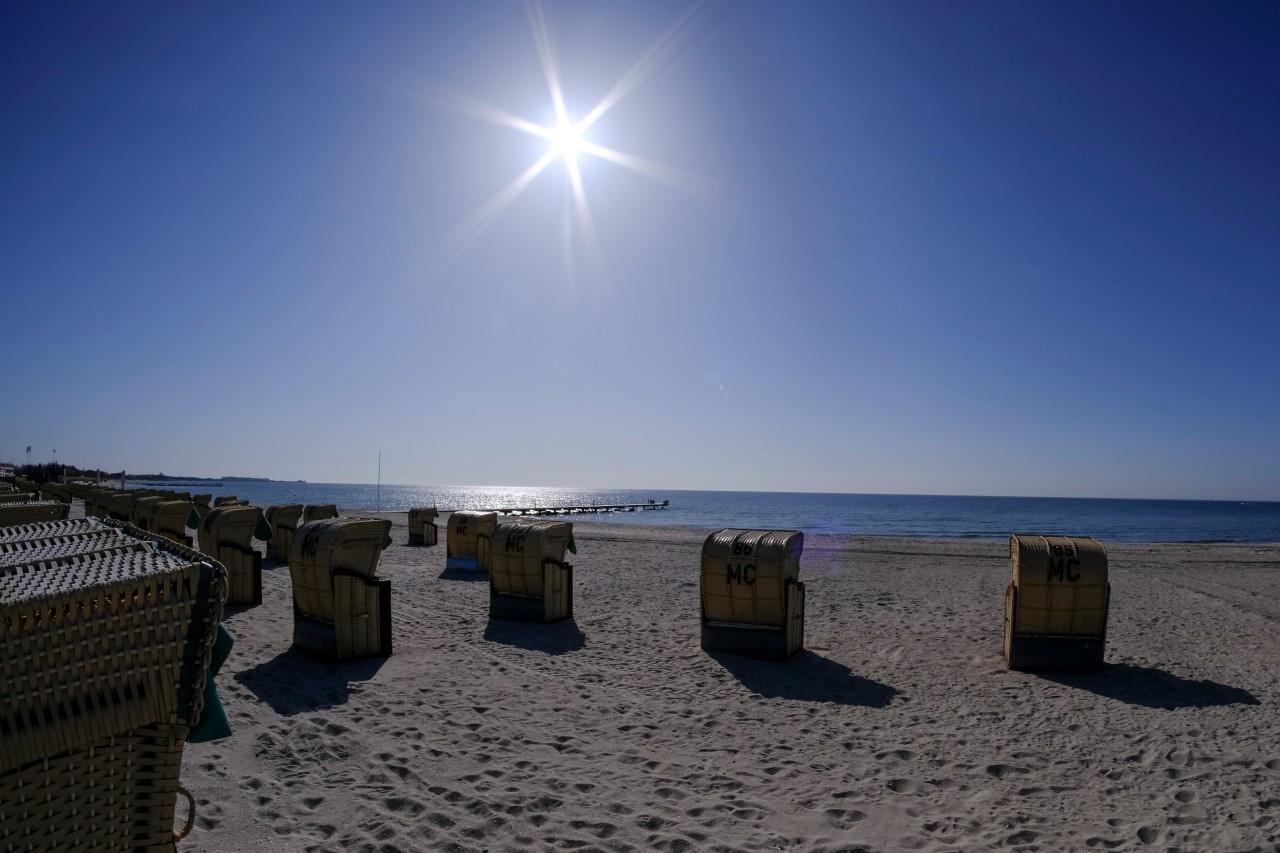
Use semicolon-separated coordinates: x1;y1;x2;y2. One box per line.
547;118;584;161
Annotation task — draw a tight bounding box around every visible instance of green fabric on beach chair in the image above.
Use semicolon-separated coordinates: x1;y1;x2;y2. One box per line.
289;518;394;660
488;518;574;622
700;528;805;662
197;505;269;606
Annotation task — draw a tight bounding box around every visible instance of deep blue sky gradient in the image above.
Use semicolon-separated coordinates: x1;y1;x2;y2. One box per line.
3;2;1277;499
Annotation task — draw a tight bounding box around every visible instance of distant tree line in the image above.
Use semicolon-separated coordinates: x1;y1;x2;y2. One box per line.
16;462;115;484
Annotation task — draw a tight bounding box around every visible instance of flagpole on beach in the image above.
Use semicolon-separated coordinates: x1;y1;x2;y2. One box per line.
377;450;381;511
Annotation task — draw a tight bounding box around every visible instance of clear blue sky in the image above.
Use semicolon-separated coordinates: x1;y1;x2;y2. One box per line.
3;2;1277;500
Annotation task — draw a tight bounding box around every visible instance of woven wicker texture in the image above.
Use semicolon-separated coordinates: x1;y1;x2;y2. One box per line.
0;530;142;568
408;507;439;538
447;511;498;560
265;504;304;558
0;517;109;544
0;501;71;528
488;518;572;599
197;505;264;605
700;529;804;627
303;504;339;522
289;518;392;659
0;491;37;504
107;491;146;521
1009;534;1109;637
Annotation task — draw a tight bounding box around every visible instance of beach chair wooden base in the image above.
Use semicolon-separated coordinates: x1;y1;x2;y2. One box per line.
489;563;573;623
292;571;392;660
222;544;263;606
701;582;805;662
1004;634;1106;672
1003;585;1107;671
408;524;438;547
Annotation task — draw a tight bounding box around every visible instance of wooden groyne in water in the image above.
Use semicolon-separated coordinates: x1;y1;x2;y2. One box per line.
441;500;669;517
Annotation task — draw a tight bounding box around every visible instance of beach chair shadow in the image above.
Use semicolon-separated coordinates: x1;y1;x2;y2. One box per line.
483;617;586;655
438;566;490;582
235;647;387;716
1039;663;1260;709
709;649;899;708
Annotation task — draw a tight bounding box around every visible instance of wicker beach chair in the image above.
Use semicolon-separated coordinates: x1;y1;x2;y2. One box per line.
288;518;394;660
0;491;37;504
1004;534;1109;671
0;517;109;544
145;500;197;547
407;507;439;546
488;518;574;622
197;505;269;606
445;510;497;571
0;500;71;528
0;522;227;851
131;495;169;530
303;503;339;522
700;528;806;661
264;504;304;561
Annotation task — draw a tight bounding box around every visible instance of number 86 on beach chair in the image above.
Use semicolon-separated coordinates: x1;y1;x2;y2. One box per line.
700;528;805;662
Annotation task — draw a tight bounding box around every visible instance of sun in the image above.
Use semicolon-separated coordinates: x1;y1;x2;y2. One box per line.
547;118;584;162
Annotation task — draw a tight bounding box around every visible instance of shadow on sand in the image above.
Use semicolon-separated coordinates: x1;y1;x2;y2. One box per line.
235;647;388;716
483;617;587;655
709;650;899;708
438;567;489;582
1041;663;1260;709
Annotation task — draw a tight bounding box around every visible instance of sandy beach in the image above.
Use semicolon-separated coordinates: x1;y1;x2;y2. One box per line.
176;512;1280;852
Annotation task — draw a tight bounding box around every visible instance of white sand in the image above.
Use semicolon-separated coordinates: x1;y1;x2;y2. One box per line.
178;513;1280;852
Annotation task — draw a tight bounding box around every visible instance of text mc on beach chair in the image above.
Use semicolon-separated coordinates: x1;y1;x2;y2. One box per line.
288;518;394;660
1004;534;1110;671
488;518;574;622
700;528;805;662
446;510;497;571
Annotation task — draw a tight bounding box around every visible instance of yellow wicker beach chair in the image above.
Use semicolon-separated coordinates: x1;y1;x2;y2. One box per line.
130;495;168;530
1004;534;1109;671
0;500;71;528
488;518;574;622
445;510;497;571
0;491;37;504
197;505;269;606
288;518;394;660
0;517;110;544
0;522;227;851
303;503;339;522
407;506;439;546
700;528;805;661
145;500;197;547
264;504;304;561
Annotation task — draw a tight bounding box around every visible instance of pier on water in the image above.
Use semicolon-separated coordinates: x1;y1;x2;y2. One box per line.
443;500;669;517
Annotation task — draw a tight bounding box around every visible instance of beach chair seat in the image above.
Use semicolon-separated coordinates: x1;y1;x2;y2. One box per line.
0;500;71;528
197;505;269;606
488;518;574;622
1004;534;1109;671
303;503;339;522
445;510;497;570
265;504;304;560
288;518;394;660
0;525;227;852
407;506;439;546
700;528;805;661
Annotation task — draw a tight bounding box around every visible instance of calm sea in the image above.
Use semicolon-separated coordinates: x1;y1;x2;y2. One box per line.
129;481;1280;544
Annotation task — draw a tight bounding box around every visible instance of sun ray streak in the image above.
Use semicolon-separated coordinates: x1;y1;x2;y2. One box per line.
576;1;706;132
435;149;558;263
527;1;569;125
